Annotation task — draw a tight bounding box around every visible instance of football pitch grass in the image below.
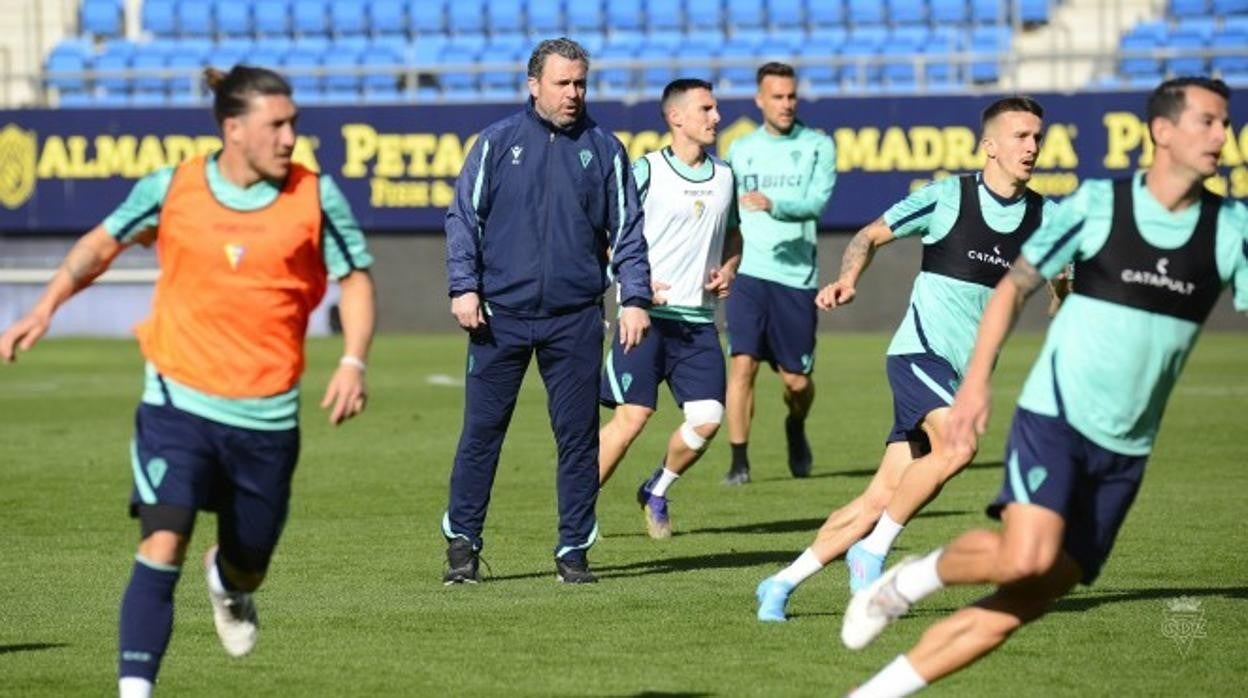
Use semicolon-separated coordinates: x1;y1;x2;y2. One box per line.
2;332;1246;696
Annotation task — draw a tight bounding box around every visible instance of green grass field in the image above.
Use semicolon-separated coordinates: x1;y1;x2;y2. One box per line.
2;332;1246;696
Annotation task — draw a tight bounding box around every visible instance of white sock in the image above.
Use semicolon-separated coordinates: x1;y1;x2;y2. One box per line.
119;677;154;698
860;511;905;557
849;655;927;697
206;554;227;597
774;548;824;586
650;468;680;497
894;548;945;604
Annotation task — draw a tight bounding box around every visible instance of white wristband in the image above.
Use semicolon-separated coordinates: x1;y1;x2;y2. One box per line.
339;355;366;371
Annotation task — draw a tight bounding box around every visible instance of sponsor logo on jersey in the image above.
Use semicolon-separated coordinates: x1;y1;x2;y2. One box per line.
510;145;523;164
0;123;37;209
1120;257;1196;295
966;247;1012;268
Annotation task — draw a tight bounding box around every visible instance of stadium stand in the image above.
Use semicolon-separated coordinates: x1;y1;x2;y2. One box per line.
27;0;1242;106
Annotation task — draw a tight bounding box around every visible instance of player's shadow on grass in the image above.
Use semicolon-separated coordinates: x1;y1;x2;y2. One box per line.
488;550;796;582
594;692;714;698
683;510;971;537
1050;585;1248;613
0;643;68;655
797;460;1005;480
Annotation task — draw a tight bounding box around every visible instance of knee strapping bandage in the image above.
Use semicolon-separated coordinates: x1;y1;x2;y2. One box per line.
679;400;724;451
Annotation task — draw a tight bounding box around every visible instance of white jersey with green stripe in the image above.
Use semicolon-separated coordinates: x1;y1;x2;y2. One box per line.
1018;176;1248;455
726;121;836;289
633;148;738;323
883;175;1057;377
102;153;373;430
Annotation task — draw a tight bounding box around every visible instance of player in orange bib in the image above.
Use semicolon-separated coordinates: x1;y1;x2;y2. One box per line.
0;66;376;698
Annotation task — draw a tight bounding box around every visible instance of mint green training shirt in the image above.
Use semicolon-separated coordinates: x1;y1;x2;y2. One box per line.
1018;175;1248;455
726;121;836;289
102;153;373;430
884;175;1057;379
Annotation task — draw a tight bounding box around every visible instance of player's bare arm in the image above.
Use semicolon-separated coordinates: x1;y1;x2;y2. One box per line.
1;225;130;363
321;269;376;425
946;256;1045;451
706;226;743;298
817;218;896;310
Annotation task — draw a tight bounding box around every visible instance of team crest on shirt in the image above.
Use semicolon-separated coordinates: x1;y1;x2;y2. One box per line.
579;149;594;169
1027;466;1047;493
224;243;245;270
693;199;705;219
789;150;801;166
621;372;633;392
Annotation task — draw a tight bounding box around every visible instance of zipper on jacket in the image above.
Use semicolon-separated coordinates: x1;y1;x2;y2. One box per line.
538;128;555;313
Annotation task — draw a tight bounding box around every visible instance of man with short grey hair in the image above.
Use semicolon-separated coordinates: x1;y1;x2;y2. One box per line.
442;37;652;584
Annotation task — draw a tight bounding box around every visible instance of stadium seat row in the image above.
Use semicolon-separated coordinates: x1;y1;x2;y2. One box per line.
1117;16;1248;82
77;0;1053;40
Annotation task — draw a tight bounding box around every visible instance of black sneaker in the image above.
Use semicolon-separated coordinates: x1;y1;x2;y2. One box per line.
722;465;751;486
555;555;597;584
443;538;480;585
785;416;812;478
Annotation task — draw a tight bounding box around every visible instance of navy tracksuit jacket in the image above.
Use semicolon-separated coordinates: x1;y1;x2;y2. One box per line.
443;100;651;558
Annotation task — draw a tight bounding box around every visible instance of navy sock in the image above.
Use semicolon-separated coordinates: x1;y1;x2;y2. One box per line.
731;442;750;470
118;558;181;682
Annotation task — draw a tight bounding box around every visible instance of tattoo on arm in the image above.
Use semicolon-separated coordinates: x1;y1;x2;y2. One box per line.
839;230;873;280
1007;258;1045;298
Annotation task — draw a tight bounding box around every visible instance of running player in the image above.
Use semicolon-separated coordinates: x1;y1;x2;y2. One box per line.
755;96;1055;621
841;77;1246;696
598;78;742;538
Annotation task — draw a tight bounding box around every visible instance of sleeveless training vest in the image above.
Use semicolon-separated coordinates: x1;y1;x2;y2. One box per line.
920;174;1043;287
136;155;327;398
1073;176;1222;324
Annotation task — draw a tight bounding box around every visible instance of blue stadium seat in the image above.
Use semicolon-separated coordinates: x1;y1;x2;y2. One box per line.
971;0;1003;25
645;0;682;32
881;29;925;86
768;0;803;28
293;1;327;35
807;1;845;28
924;30;961;86
687;0;723;30
1169;0;1208;18
930;0;968;24
597;42;636;94
675;39;719;83
607;0;644;32
177;1;213;38
130;42;169;96
410;0;445;34
448;0;486;33
726;0;764;29
889;0;926;25
143;0;178;36
215;0;252;37
1019;0;1051;24
246;46;285;71
1119;27;1163;78
718;37;757;91
208;40;249;70
438;44;478;95
641;45;678;94
799;34;841;90
360;42;404;95
1213;0;1248;13
254;0;290;35
45;41;91;93
488;0;523;34
568;1;604;32
478;44;521;99
59;90;96;107
528;0;563;35
284;45;324;95
166;41;209;97
92;42;133;97
1166;25;1209;75
1211;28;1248;78
848;0;886;25
969;26;1009;82
81;0;123;38
370;0;407;36
324;40;365;95
329;0;369;36
758;28;805;59
841;28;886;86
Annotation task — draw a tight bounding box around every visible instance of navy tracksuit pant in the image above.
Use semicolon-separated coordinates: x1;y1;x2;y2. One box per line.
444;303;603;559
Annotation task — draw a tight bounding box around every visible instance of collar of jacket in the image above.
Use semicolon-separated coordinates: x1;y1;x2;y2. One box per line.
525;98;590;139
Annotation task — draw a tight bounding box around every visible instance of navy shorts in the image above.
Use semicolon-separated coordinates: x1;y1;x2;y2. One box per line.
725;273;817;375
601;316;726;410
885;352;959;446
987;408;1147;585
130;401;300;573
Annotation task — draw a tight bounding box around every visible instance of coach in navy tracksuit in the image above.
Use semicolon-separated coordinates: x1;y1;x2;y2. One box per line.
441;38;652;584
